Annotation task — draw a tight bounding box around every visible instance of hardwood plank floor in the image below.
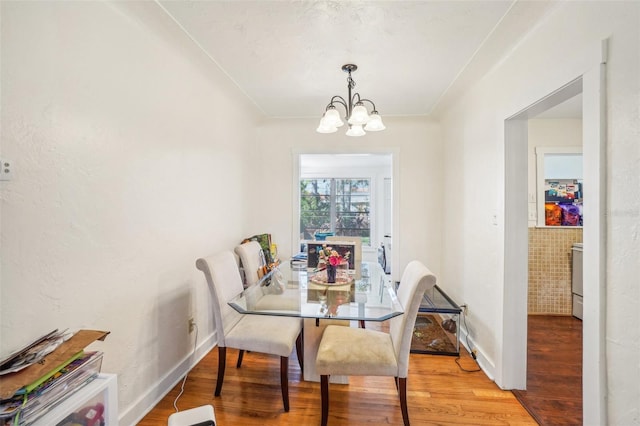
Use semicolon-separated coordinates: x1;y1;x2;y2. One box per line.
138;321;536;425
512;315;582;426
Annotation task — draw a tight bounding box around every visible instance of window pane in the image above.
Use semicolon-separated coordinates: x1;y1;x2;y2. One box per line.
335;179;369;192
300;179;332;239
336;195;370;212
300;178;371;245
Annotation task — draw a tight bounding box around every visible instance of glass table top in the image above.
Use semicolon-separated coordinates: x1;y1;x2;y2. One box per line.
419;285;462;314
228;261;403;321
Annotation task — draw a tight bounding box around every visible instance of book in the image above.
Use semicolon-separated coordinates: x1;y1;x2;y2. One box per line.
16;351;85;396
0;352;103;425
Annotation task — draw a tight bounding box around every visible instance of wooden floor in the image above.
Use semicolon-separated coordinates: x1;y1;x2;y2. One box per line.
513;315;583;426
138;321;536;426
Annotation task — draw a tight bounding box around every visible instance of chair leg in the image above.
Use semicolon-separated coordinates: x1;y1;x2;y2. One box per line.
280;356;290;412
236;349;245;368
398;377;409;426
320;375;329;426
215;346;226;397
296;332;304;370
359;320;365;328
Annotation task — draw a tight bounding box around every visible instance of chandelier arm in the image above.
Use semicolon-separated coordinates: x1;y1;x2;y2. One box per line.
327;96;349;116
357;98;378;113
329;96;348;107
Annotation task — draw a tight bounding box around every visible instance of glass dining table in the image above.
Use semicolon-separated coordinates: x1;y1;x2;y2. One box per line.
228;261;403;321
228;261;403;382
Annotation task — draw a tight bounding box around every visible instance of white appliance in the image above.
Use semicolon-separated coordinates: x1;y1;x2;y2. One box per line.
572;243;583;320
377;235;392;274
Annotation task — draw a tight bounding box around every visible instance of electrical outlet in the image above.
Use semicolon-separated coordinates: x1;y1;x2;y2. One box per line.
0;158;12;181
188;318;195;334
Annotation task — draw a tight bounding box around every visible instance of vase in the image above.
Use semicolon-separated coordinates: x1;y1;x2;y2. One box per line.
326;264;337;283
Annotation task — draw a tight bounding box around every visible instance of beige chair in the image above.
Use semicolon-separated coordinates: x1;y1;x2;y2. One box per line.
234;241;265;286
196;251;303;412
315;260;436;426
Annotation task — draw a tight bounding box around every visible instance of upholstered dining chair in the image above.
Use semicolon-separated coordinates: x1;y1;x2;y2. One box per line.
234;241;265;287
196;251;303;412
315;260;436;426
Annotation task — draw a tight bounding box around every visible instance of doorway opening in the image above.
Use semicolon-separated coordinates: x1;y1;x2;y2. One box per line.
292;153;395;267
503;47;607;423
513;92;584;424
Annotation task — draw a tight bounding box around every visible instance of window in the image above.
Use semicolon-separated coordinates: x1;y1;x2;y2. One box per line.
535;147;583;227
300;178;371;245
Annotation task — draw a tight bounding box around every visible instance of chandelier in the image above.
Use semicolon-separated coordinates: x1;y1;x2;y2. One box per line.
316;64;386;137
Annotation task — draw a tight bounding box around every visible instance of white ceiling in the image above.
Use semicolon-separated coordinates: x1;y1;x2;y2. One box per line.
157;0;566;119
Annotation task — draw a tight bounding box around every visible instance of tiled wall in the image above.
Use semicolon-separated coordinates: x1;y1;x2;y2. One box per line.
528;227;583;314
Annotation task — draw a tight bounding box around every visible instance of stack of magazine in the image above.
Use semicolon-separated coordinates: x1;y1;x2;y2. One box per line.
0;351;103;425
290;252;307;269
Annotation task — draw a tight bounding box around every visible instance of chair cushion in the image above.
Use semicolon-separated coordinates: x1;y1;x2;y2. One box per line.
316;325;398;377
225;314;301;357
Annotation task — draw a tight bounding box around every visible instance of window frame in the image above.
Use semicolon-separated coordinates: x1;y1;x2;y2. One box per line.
292;152;396;271
299;177;372;244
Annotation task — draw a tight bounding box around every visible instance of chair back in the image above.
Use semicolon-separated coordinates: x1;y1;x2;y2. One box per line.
389;261;437;377
196;251;246;347
234;241;265;286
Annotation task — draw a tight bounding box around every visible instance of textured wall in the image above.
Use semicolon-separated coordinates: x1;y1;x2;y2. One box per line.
528;227;583;314
255;116;444;283
0;2;260;424
438;2;639;423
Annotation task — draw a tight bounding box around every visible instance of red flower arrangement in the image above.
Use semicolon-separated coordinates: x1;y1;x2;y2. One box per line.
318;244;350;267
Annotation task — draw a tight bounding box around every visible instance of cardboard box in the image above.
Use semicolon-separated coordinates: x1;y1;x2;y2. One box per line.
0;330;109;399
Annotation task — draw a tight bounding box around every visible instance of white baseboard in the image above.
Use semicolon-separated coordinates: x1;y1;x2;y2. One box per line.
458;325;495;381
119;331;217;426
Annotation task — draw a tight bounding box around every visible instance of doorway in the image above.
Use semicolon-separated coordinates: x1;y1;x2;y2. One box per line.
293;153;395;266
513;92;584;424
503;47;607;423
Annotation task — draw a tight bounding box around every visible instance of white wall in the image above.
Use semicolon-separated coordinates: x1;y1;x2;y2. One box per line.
3;1;637;425
253;116;443;283
438;2;639;424
0;2;261;424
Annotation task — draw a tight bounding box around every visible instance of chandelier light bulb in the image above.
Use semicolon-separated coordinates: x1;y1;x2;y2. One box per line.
364;111;386;131
348;103;370;125
324;108;344;127
316;117;338;133
346;124;366;137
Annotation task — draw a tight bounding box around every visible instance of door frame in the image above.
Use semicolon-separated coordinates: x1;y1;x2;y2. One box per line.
502;41;607;423
291;149;400;279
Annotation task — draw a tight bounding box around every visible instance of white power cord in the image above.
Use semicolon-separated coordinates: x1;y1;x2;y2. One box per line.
173;323;199;412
